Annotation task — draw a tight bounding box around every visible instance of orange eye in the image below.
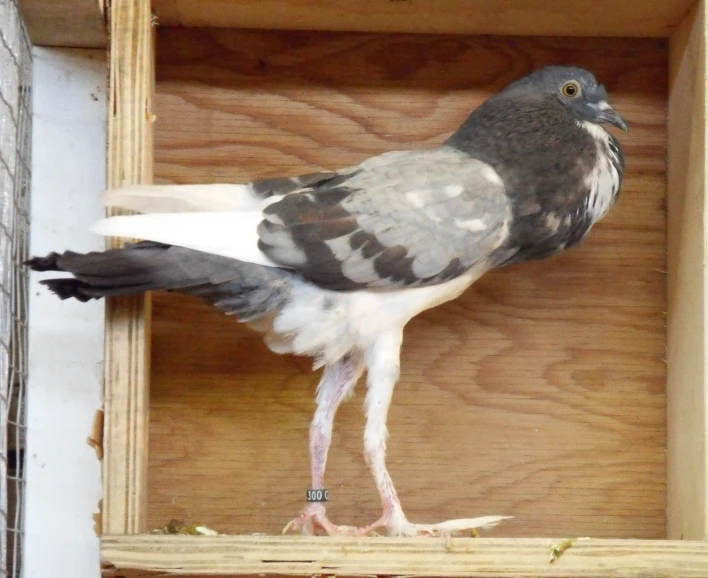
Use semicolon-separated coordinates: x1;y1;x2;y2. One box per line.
562;81;581;98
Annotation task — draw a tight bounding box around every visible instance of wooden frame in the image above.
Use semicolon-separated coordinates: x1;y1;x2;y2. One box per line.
103;0;153;537
17;0;106;47
100;0;708;575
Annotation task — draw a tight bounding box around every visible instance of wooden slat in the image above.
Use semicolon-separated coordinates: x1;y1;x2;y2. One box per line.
16;0;106;48
667;1;708;541
101;535;708;577
103;0;154;536
151;0;693;38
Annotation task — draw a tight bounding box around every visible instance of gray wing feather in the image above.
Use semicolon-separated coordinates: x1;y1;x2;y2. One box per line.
249;170;340;198
258;147;512;290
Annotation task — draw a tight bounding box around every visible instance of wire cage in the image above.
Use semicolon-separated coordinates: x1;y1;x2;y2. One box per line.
0;0;32;577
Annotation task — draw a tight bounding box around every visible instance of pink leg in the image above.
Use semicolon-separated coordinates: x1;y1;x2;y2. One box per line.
283;354;364;535
357;331;510;537
310;355;364;489
359;330;407;532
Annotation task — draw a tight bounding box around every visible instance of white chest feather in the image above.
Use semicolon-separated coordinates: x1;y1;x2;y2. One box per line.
578;121;621;223
256;265;486;367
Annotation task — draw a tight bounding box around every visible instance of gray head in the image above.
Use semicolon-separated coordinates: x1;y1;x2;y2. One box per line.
502;66;628;131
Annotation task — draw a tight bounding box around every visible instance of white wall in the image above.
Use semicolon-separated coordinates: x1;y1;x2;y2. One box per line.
24;47;106;578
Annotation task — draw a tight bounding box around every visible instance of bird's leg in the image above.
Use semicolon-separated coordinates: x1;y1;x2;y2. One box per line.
355;330;511;537
283;353;364;535
355;329;409;533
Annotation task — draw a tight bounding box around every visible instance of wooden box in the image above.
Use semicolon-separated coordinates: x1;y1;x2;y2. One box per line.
100;0;708;575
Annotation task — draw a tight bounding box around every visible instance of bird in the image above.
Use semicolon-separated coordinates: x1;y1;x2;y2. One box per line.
27;65;627;537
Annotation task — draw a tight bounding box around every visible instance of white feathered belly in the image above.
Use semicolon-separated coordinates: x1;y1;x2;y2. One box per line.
252;266;484;367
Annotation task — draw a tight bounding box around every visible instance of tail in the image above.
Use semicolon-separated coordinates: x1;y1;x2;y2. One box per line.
26;241;293;322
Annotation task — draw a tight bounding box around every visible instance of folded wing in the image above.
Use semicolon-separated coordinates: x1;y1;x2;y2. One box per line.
259;147;513;289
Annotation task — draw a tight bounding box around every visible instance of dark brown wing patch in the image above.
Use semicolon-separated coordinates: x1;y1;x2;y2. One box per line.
249;171;337;198
258;148;512;290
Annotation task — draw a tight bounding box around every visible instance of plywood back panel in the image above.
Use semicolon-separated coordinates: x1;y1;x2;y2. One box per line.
148;29;668;538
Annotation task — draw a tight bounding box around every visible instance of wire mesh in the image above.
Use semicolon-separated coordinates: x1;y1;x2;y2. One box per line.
0;1;32;577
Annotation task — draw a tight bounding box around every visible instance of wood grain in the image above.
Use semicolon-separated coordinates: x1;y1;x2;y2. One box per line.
103;0;154;536
667;2;708;540
101;535;708;578
151;0;693;39
148;30;668;539
17;0;106;47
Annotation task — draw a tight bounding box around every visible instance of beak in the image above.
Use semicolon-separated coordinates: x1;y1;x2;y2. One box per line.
595;101;628;131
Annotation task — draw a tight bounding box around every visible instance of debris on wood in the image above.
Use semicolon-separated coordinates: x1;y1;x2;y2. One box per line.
549;539;574;563
150;519;219;536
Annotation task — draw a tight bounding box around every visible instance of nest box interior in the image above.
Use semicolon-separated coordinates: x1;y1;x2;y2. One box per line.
144;28;668;539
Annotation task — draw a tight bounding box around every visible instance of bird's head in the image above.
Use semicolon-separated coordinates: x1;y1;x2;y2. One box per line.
503;66;628;131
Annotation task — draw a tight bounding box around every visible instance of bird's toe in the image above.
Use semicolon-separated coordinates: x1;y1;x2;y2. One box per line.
282;503;325;535
283;503;358;536
387;515;512;537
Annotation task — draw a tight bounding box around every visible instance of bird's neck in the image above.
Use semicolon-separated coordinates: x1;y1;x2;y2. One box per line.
445;95;581;158
446;96;624;268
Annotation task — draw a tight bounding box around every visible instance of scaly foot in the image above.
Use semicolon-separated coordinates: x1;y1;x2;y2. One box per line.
282;503;360;536
284;505;511;537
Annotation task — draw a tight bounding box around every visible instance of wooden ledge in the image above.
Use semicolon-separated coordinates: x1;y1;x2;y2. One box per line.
101;535;708;577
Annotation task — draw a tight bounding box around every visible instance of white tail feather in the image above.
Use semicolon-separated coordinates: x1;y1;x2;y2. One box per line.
101;184;266;213
91;212;282;268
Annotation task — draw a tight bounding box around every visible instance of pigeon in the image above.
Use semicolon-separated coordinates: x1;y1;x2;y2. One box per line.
27;65;627;537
